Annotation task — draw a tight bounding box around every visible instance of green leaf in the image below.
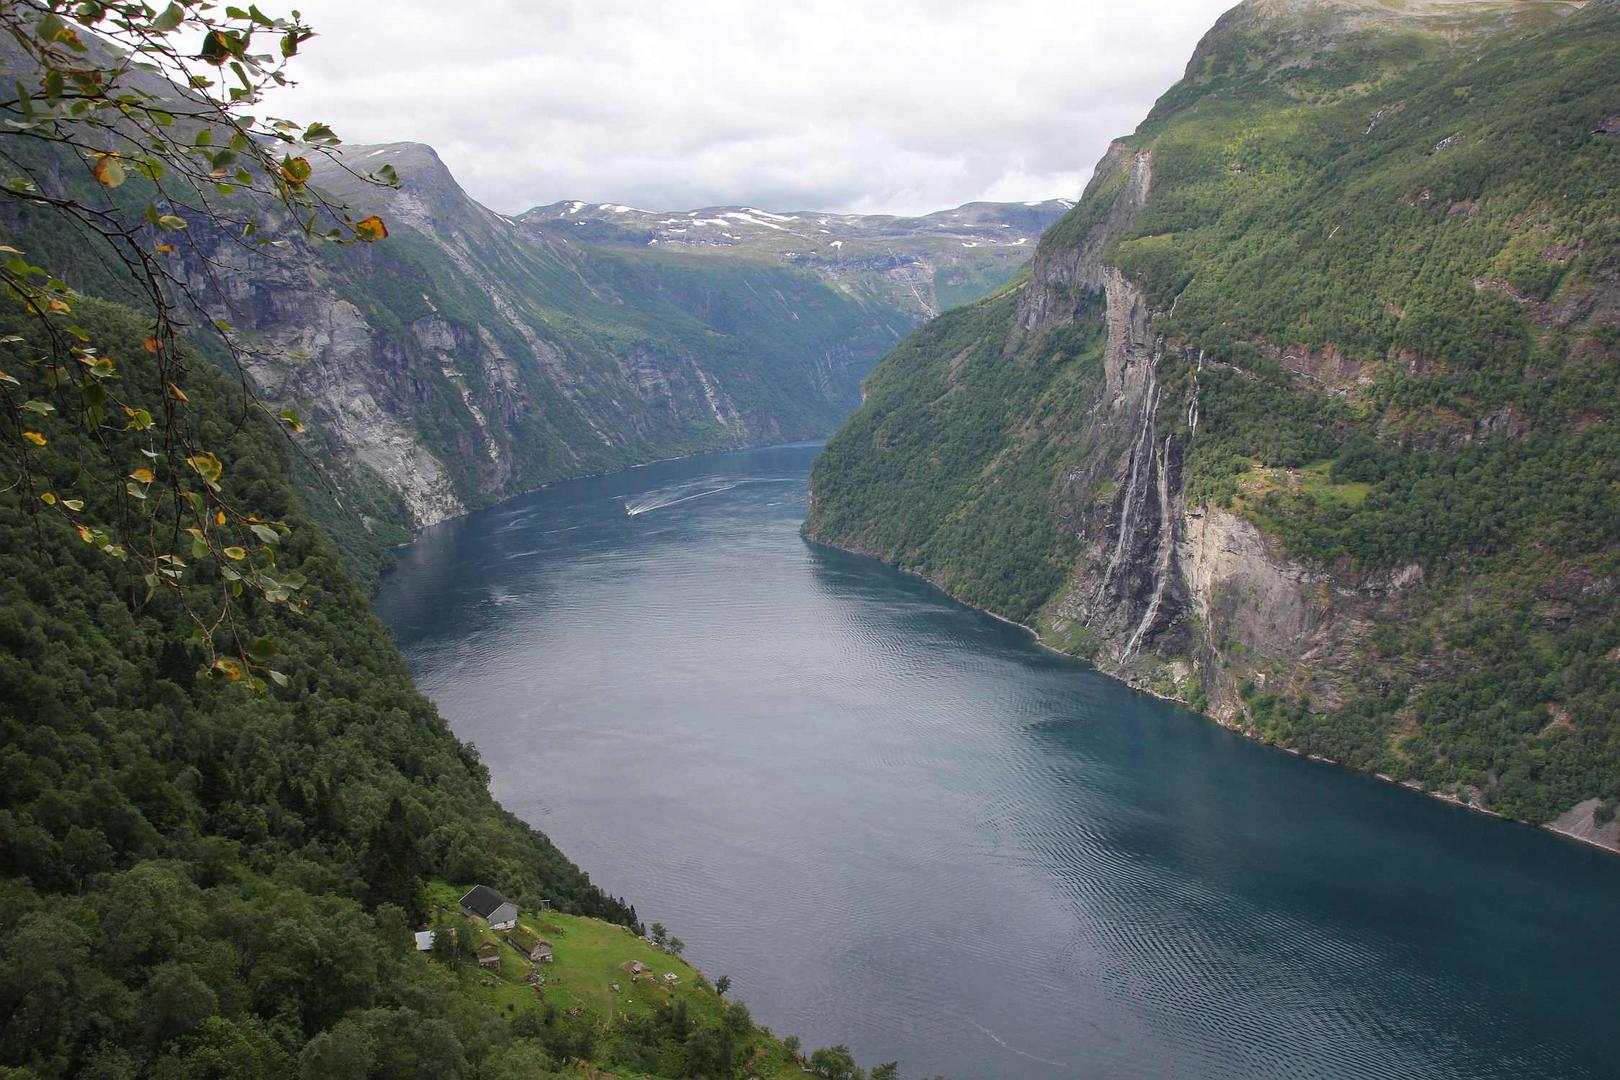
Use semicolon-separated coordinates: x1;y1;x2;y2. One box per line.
151;2;184;33
249;523;280;544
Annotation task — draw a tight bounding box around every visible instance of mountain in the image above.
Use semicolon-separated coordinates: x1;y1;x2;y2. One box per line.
160;138;1064;572
807;0;1620;846
0;21;1064;574
518;197;1069;317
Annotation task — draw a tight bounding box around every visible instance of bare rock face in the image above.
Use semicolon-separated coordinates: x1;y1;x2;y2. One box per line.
1014;145;1198;681
1174;508;1430;717
1014;144;1153;340
1179;508;1317;716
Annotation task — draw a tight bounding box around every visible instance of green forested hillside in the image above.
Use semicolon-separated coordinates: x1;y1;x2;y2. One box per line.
0;300;613;1071
809;0;1620;831
0;301;841;1079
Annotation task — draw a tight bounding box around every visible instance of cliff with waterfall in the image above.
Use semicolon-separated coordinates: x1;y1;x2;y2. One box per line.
805;0;1620;849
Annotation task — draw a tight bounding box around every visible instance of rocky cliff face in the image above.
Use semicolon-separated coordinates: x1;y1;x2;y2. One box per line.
808;0;1620;849
169;142;926;536
0;86;1061;555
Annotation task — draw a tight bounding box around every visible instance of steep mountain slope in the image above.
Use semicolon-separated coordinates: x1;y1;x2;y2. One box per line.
0;22;1063;571
133;142;1058;574
0;300;613;1070
9;136;1059;568
0;298;847;1079
807;0;1620;845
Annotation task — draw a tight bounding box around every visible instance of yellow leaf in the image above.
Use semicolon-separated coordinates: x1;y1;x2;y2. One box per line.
354;215;388;242
39;491;56;505
129;467;155;484
186;452;222;483
168;382;188;402
92;154;126;188
222;546;246;560
216;510;227;525
213;658;244;681
46;298;70;313
22;431;45;446
155;243;175;253
143;337;161;354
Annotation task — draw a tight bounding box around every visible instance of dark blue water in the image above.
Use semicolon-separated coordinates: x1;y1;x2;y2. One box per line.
374;443;1620;1080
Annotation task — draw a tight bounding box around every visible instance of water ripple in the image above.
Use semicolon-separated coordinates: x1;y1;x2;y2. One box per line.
375;444;1620;1080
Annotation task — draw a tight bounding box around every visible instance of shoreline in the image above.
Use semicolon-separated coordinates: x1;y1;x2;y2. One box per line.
801;532;1620;859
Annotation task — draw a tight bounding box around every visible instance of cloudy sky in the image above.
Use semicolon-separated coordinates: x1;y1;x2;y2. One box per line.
267;0;1237;216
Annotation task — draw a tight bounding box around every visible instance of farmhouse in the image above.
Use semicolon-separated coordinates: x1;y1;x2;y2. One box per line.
459;884;519;930
529;941;553;963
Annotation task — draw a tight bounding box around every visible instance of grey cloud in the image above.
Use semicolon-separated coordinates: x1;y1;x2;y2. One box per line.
270;0;1236;215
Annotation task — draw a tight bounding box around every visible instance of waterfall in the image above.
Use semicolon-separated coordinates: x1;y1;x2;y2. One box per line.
1123;434;1176;660
1093;370;1160;605
1186;348;1202;440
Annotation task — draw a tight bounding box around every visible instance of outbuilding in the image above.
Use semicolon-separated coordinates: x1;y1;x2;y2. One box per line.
459;884;520;930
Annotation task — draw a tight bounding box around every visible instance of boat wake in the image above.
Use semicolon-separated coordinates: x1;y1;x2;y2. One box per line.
966;1021;1071;1070
623;476;794;517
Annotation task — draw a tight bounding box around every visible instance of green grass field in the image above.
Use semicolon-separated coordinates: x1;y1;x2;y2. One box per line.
421;882;811;1079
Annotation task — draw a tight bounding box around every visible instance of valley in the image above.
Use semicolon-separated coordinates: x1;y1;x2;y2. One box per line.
3;1;1619;1077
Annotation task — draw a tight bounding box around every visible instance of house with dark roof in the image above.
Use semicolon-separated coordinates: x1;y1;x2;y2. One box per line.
459;884;519;930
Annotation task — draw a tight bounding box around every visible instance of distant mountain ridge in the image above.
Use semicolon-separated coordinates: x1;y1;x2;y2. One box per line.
517;197;1068;320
